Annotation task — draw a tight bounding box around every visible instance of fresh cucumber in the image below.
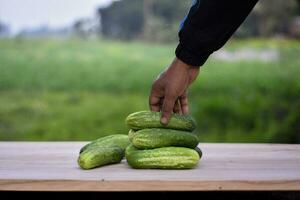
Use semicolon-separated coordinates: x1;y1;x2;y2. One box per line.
78;147;123;169
132;128;199;149
195;146;202;158
125;145;199;169
79;134;130;154
126;111;196;131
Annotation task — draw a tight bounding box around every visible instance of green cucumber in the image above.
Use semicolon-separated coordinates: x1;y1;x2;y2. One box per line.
126;111;196;131
195;146;202;158
78;147;123;169
128;129;136;142
79;134;130;154
132;128;199;149
125;145;199;169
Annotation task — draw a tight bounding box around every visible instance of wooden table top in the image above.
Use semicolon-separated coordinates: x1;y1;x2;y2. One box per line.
0;142;299;191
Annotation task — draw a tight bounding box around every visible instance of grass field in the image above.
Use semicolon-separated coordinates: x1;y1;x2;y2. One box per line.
0;38;299;143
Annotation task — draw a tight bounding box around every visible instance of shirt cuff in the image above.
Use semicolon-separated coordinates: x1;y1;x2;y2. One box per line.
175;42;211;67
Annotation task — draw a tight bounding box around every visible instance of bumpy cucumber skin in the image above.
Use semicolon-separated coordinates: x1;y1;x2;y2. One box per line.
195;146;202;158
128;129;136;142
125;145;199;169
126;111;196;131
78;147;123;169
132;128;199;149
79;134;130;154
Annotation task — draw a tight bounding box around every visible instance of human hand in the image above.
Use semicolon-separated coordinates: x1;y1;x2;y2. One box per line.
149;57;200;125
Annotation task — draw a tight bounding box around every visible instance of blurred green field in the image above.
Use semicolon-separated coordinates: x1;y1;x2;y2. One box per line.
0;38;299;143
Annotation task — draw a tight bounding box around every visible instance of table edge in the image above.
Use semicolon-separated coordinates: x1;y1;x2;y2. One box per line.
0;179;299;191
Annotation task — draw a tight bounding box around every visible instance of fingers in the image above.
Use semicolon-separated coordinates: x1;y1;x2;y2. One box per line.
179;92;189;115
149;95;161;112
173;99;182;114
150;89;189;125
161;93;176;125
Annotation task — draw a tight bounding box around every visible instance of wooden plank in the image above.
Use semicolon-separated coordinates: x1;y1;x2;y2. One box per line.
0;142;299;191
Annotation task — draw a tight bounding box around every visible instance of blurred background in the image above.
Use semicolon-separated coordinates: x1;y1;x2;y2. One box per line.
0;0;299;143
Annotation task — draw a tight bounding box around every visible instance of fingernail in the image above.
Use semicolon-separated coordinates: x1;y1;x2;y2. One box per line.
161;117;167;125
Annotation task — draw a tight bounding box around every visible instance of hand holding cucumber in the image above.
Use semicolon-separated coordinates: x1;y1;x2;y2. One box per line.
149;57;199;125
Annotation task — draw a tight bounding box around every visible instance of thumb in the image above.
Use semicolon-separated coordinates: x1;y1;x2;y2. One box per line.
161;94;176;125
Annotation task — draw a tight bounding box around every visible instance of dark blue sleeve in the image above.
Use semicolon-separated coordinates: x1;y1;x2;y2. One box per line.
176;0;258;67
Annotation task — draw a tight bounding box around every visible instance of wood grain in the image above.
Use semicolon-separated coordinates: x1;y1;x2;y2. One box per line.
0;142;299;191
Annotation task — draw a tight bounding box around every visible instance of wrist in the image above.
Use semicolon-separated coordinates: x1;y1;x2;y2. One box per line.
173;58;200;84
174;57;190;70
165;57;200;81
166;58;190;76
174;57;199;71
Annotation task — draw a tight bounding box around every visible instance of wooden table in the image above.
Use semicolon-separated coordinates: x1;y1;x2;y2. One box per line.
0;142;299;191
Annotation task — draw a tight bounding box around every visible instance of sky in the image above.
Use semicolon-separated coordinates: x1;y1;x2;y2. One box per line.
0;0;115;34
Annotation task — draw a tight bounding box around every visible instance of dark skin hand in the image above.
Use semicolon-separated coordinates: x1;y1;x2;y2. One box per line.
149;57;200;125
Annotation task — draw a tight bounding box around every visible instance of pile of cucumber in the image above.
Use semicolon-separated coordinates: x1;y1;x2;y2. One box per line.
125;111;201;169
77;111;202;170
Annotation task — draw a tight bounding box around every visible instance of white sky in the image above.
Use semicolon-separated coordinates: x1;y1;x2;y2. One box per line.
0;0;114;34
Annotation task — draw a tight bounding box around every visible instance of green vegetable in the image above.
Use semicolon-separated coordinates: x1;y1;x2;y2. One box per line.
125;145;199;169
195;146;202;158
128;129;136;142
79;134;130;154
78;147;124;169
132;128;199;149
126;111;196;131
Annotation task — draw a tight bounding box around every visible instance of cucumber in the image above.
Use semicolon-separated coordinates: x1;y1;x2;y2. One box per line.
126;111;196;131
125;145;199;169
79;134;130;154
78;134;130;169
195;146;202;158
128;129;136;142
132;128;199;149
78;147;123;169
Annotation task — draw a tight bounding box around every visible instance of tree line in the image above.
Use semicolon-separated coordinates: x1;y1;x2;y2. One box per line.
97;0;300;42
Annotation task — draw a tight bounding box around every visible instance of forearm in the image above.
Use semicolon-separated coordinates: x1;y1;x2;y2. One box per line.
176;0;258;66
